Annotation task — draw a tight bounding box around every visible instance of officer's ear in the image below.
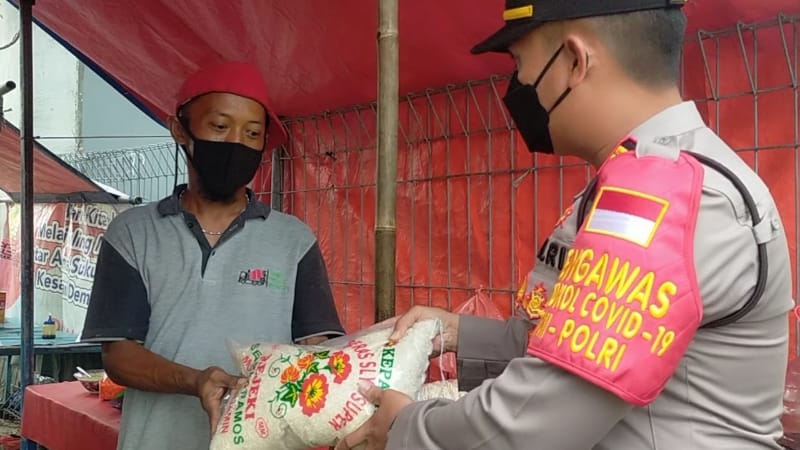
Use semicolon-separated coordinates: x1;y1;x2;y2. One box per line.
562;34;593;88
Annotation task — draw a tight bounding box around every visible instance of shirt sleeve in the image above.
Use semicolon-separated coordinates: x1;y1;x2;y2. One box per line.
81;240;150;342
692;184;778;324
387;356;632;450
291;241;345;341
456;315;531;391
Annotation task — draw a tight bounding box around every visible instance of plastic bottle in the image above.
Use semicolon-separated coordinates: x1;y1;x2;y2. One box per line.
42;314;56;340
0;291;6;324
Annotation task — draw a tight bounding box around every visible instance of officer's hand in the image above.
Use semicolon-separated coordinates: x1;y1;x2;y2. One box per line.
387;306;459;354
195;366;247;436
335;381;413;450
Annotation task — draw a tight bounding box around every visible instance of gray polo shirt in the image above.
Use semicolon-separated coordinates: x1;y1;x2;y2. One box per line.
82;185;344;450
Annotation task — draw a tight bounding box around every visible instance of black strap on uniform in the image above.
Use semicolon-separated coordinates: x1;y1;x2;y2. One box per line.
687;152;768;328
576;151;768;329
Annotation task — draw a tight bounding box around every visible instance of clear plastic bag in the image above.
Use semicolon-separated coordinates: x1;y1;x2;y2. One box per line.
430;288;505;381
210;319;441;450
416;379;467;402
782;355;800;448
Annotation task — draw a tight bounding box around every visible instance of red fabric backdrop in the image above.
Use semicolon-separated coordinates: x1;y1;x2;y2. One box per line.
254;19;800;356
15;1;800;349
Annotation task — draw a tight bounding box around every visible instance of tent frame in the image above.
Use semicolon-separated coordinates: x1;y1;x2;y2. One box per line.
18;3;35;450
375;0;399;323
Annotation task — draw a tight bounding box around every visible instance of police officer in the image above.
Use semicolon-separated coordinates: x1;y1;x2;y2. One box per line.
337;1;794;449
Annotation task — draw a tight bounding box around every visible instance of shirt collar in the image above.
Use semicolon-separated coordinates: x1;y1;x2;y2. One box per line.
573;101;706;201
630;101;706;142
156;184;270;219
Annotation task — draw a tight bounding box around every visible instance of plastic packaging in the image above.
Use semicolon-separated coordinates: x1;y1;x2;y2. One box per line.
99;374;126;401
416;380;466;402
430;289;505;381
782;356;800;448
210;319;440;450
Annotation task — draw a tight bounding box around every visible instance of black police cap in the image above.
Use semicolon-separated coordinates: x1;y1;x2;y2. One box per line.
472;0;687;54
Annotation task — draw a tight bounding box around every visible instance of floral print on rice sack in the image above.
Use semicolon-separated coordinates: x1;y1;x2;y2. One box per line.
271;349;351;417
210;319;439;450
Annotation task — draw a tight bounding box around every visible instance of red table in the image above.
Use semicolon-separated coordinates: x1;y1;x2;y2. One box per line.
20;382;333;450
21;381;119;450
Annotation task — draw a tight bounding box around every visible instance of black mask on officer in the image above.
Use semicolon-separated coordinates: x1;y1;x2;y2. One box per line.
503;45;573;154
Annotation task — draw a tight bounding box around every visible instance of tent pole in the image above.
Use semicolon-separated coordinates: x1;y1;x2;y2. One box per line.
374;0;399;323
19;0;35;440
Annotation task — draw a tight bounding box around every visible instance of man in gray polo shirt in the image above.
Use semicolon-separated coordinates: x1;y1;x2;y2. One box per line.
82;61;345;450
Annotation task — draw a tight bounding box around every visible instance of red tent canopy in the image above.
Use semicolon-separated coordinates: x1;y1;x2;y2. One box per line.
13;0;800;121
5;1;799;336
0;120;110;202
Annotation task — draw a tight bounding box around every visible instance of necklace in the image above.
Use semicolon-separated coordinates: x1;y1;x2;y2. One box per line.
179;190;248;236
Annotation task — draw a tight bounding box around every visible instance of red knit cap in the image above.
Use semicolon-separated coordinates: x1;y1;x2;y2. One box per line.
176;61;287;150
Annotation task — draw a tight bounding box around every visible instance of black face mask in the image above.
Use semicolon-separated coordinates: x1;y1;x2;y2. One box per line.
180;121;264;202
503;45;572;154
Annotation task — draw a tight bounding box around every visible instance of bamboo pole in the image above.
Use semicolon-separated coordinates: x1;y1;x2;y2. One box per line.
374;0;399;323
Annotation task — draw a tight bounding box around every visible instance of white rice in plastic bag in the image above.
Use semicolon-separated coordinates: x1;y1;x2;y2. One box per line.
416;379;467;401
210;319;439;450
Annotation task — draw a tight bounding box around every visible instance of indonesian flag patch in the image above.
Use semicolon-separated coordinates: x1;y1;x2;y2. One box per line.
584;187;670;248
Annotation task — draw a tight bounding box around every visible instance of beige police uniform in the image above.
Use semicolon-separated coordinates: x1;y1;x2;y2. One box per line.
386;102;794;449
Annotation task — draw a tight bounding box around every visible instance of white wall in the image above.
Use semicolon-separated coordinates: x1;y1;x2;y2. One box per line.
80;66;169;153
0;2;81;155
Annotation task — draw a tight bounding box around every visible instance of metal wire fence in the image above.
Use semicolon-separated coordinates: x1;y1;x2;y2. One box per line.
271;15;800;335
56;16;800;342
61;142;186;203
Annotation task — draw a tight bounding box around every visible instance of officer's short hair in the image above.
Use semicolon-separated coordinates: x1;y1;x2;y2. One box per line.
586;9;687;87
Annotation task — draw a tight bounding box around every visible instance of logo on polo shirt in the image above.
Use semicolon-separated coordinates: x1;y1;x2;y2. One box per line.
238;268;288;290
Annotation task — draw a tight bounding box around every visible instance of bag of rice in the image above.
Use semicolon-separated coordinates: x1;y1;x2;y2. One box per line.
210;319;440;450
416;379;467;402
